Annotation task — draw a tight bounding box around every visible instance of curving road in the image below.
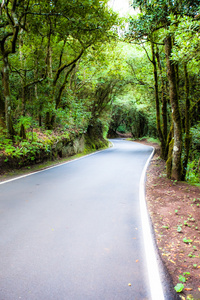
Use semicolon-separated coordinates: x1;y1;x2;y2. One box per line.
0;139;176;300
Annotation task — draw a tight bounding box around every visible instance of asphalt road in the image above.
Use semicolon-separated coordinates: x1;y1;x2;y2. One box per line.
0;139;174;300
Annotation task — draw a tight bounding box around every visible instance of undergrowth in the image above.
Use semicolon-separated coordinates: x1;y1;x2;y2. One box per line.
0;127;72;166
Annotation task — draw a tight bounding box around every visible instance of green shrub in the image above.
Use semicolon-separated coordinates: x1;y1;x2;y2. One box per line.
117;124;126;133
186;160;200;184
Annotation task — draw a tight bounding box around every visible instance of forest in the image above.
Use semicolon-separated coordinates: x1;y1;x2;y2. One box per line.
0;0;200;184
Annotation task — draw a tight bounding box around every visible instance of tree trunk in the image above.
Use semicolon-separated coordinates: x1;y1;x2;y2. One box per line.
19;30;27;116
151;42;166;159
21;81;27;116
19;123;26;139
165;36;182;180
55;64;75;110
86;119;108;150
155;46;168;146
33;61;42;127
166;138;174;179
2;56;15;137
162;82;168;145
182;63;191;180
0;3;20;137
0;91;5;128
45;111;51;130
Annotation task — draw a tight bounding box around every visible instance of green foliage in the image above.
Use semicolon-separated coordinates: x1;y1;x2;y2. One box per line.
170;16;200;67
0;0;121;164
140;137;160;144
126;0;200;180
177;225;182;232
110;94;157;138
174;283;184;293
179;275;186;283
105;41;157;138
183;237;192;244
0;127;13;151
190;123;200;158
186;160;200;184
174;271;190;292
184;123;200;184
3;139;49;162
15;116;33;132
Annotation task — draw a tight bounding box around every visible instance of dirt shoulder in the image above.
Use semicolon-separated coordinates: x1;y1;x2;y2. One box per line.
138;139;200;300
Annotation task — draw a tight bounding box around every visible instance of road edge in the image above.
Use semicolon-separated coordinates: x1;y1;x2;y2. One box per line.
139;146;165;300
0;146;112;185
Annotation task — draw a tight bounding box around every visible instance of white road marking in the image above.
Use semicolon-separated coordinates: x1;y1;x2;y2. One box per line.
139;146;165;300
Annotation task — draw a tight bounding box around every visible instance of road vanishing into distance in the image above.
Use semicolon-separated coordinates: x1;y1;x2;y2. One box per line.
0;139;178;300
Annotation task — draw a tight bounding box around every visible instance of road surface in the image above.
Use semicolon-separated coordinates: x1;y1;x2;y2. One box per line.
0;139;174;299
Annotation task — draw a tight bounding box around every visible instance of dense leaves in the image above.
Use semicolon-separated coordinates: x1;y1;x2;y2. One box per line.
126;0;200;182
0;0;118;134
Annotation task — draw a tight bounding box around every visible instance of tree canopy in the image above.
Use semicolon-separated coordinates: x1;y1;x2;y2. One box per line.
125;0;200;181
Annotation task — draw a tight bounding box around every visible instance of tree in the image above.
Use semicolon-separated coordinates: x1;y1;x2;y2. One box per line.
0;0;118;135
127;0;200;180
0;0;22;136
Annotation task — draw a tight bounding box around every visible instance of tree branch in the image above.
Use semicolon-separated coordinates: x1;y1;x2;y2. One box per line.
58;39;67;69
56;63;76;109
24;77;47;89
53;49;84;86
141;44;153;63
190;98;200;111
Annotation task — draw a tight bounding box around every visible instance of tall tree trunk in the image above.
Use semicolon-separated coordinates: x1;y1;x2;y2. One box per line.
0;91;5;128
162;82;168;144
2;56;15;137
182;63;191;180
34;82;42;127
0;2;20;137
19;29;27;116
155;46;168;146
151;42;166;159
165;36;182;180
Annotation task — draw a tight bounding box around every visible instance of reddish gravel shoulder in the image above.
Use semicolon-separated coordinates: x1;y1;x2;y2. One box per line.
139;139;200;300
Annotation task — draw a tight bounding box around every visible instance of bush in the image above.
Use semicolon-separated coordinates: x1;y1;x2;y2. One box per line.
186;160;200;184
185;123;200;184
